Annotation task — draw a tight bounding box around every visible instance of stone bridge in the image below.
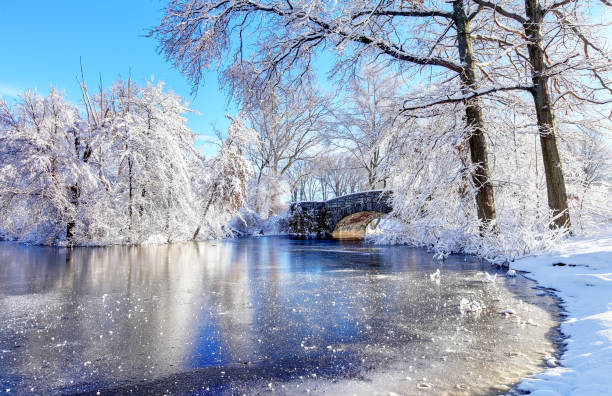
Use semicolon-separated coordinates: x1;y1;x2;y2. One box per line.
288;190;393;238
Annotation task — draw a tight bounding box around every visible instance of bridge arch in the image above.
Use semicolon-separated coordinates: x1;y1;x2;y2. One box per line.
331;210;386;239
288;190;393;238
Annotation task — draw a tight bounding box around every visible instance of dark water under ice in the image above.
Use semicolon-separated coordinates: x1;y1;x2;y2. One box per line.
0;237;559;395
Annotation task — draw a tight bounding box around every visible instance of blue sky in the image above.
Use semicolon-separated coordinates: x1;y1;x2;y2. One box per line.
0;0;234;156
1;0;609;153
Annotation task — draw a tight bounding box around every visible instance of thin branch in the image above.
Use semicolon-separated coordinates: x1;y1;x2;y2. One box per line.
402;85;533;111
470;0;526;23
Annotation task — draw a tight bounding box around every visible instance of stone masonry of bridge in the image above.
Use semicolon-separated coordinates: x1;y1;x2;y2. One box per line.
288;190;393;237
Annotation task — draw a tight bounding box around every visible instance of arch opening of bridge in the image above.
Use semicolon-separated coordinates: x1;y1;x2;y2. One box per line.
331;211;385;239
288;190;393;238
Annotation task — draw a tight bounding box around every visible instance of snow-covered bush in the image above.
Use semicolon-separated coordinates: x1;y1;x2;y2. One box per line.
261;210;292;235
229;208;265;235
248;172;290;219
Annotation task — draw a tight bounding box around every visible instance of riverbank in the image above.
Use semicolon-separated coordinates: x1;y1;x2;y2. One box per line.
510;230;612;395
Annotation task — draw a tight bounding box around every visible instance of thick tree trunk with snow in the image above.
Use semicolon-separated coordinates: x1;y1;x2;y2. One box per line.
453;0;497;226
524;0;571;229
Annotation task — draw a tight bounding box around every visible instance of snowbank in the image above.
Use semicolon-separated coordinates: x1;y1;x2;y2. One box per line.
229;208;292;236
510;230;612;395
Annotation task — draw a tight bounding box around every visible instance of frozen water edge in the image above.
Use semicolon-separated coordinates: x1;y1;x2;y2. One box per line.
510;229;612;395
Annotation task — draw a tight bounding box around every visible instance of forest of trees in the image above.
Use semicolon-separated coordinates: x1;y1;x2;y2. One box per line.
150;0;612;255
0;80;253;245
1;0;611;254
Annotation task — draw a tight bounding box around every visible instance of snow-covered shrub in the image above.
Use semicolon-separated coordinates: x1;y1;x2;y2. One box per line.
261;210;292;235
229;207;292;236
248;172;290;219
229;208;264;235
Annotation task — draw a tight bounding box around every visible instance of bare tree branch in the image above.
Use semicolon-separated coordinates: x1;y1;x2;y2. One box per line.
402;84;533;111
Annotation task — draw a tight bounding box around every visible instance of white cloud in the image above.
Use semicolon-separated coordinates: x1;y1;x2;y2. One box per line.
0;82;22;98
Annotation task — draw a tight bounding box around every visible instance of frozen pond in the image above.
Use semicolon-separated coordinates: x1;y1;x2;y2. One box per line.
0;237;559;395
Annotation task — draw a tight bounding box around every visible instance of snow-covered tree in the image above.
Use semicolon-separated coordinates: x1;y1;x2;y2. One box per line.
0;89;92;244
100;80;200;243
462;0;612;228
151;0;507;227
329;64;409;189
244;85;330;217
193;116;255;239
0;80;253;245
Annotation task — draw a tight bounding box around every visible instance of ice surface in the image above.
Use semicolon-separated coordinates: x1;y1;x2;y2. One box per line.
0;238;559;394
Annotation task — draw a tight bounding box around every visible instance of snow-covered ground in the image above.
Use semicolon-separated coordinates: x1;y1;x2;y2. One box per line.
511;230;612;395
229;208;293;236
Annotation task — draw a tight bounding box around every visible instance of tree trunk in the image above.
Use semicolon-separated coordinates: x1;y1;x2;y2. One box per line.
367;166;376;190
66;139;92;244
193;182;218;240
453;0;497;227
66;184;78;243
524;0;571;229
192;196;212;240
128;158;133;233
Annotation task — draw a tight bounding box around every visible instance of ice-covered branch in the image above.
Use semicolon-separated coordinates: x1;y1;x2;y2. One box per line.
402;85;533;111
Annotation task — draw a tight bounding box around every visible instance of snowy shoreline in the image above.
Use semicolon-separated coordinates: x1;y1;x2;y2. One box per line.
508;231;612;395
